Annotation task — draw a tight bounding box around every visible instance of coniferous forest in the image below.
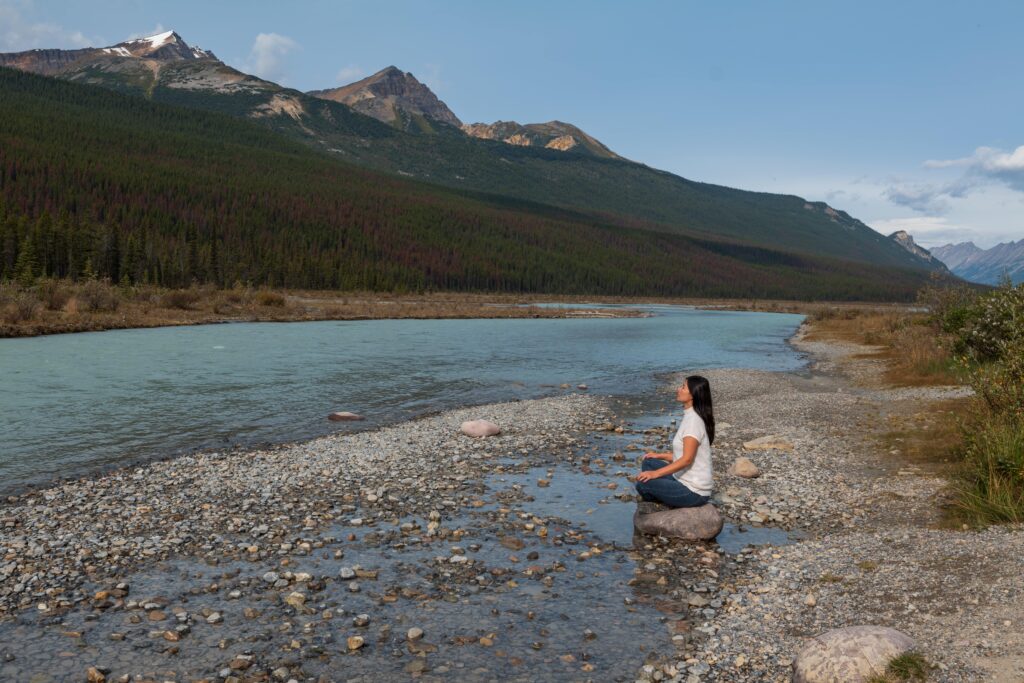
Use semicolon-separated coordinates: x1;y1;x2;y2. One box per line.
0;67;935;300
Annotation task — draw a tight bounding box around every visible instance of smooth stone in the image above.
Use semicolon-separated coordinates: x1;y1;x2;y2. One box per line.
347;635;365;650
328;411;365;422
407;627;424;641
633;503;724;541
727;457;761;478
743;435;794;451
460;420;501;438
793;625;916;683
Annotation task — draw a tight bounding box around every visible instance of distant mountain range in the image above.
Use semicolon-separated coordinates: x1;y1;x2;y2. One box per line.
930;241;1024;285
0;30;958;299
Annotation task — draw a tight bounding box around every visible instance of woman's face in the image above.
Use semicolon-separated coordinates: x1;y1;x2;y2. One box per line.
676;381;692;404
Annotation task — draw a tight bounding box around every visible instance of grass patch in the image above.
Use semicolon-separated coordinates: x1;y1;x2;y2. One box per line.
818;572;844;584
867;651;931;682
856;560;878;572
950;414;1024;526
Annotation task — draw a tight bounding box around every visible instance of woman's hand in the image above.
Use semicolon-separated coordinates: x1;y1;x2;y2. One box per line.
636;469;662;483
643;452;669;460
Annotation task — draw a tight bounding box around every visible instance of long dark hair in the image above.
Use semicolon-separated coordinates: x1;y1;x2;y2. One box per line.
686;375;715;444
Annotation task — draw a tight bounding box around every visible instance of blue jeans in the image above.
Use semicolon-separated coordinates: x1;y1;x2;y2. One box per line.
635;458;709;508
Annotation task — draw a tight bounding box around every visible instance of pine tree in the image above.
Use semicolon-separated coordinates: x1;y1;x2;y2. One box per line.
14;235;37;287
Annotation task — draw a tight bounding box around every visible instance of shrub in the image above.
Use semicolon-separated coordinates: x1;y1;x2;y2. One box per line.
161;288;202;310
76;279;121;312
951;283;1024;361
36;279;72;311
3;290;41;323
255;290;286;307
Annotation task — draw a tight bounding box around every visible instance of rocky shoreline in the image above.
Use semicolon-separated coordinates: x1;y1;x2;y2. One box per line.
1;323;1020;682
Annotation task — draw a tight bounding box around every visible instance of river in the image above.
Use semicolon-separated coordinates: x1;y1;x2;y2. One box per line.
0;305;804;492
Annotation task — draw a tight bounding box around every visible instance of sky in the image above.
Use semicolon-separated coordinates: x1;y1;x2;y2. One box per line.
2;0;1022;249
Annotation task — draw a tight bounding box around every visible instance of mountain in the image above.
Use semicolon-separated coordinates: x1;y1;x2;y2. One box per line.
0;32;945;276
0;31;214;75
931;241;1024;285
462;120;621;159
0;67;940;300
888;230;943;267
308;66;462;131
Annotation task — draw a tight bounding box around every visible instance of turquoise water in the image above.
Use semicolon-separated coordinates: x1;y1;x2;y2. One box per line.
0;305;804;491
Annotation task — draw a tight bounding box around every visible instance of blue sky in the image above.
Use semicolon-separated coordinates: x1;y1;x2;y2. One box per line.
3;0;1022;248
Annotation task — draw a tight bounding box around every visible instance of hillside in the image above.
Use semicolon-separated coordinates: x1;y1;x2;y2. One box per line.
0;33;939;272
0;68;934;300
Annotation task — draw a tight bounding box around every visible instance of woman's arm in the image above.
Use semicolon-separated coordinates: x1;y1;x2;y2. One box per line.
636;437;698;482
642;451;673;461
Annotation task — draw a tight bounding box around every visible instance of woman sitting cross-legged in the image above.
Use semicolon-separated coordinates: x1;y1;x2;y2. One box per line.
635;375;715;509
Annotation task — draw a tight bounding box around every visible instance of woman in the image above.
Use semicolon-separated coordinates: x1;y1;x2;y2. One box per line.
635;375;715;509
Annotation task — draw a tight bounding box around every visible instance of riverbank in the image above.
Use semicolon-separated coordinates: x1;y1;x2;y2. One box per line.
1;278;908;338
658;326;1022;682
1;320;1017;681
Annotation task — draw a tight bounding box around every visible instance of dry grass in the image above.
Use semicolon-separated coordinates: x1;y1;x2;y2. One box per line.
0;282;652;338
805;309;961;387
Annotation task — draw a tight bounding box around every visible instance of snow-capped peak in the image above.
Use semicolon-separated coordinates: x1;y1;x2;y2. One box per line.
131;30;178;48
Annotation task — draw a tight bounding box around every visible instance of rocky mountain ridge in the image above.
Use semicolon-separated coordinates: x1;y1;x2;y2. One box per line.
308;66;462;131
461;120;622;160
0;31;214;75
930;240;1024;285
888;230;940;265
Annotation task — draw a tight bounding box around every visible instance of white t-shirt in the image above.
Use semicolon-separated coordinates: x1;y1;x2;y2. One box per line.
671;408;713;496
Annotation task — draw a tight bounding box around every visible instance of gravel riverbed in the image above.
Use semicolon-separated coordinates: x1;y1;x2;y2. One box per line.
1;323;1020;682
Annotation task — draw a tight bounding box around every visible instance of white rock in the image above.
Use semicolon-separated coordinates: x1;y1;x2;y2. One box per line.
460;420;501;438
793;626;916;683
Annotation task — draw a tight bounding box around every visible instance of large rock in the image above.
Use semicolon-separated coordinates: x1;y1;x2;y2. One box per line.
460;419;501;438
727;457;761;478
793;626;916;683
743;434;794;451
328;411;364;422
633;503;723;541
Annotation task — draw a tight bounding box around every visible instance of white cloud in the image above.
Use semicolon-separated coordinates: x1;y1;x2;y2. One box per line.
869;216;980;248
0;0;97;51
335;65;365;84
925;145;1024;192
418;62;444;92
127;24;167;41
243;32;298;84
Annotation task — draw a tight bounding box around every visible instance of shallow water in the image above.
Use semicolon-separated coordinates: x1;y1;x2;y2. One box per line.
0;395;799;683
0;305;803;492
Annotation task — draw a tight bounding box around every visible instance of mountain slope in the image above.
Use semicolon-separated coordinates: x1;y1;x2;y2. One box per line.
931;241;1024;285
0;67;936;300
0;32;940;273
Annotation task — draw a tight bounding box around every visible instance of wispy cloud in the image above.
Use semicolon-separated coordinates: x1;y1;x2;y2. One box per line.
0;0;97;51
883;184;951;214
244;32;299;84
336;65;365;84
925;145;1024;192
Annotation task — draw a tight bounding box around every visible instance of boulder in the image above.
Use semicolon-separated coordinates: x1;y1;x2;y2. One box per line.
743;434;794;451
328;411;364;422
793;626;916;683
633;503;723;541
727;457;761;478
460;419;501;438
